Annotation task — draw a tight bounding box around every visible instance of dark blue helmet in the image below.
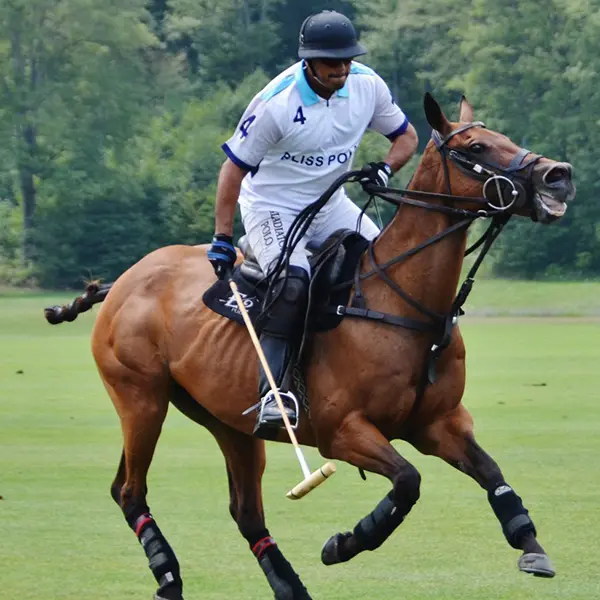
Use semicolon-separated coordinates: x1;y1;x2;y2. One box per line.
298;11;367;60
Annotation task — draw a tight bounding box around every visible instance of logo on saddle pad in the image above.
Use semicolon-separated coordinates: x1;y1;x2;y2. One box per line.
220;291;258;314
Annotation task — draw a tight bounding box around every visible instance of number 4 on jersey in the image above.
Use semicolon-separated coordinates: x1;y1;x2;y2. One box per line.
293;106;306;125
239;115;256;139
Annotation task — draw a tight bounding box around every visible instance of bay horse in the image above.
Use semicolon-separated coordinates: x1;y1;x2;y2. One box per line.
45;94;574;600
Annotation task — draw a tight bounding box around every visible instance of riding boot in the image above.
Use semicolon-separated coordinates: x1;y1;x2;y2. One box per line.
254;266;310;438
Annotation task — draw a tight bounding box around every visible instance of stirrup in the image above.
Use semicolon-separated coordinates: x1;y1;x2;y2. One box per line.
257;389;299;430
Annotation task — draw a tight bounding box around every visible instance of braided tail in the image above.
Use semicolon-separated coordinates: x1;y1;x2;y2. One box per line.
44;282;113;325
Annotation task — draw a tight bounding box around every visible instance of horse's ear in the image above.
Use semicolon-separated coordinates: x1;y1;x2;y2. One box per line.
424;92;452;136
459;95;474;122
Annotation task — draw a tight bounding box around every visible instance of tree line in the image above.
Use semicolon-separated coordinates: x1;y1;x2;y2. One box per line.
0;0;597;288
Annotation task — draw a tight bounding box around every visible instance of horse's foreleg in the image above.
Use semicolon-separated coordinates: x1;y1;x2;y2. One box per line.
105;375;184;600
413;404;555;577
213;424;312;600
320;413;422;566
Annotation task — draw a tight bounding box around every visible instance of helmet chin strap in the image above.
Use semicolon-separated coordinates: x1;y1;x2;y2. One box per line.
305;60;332;90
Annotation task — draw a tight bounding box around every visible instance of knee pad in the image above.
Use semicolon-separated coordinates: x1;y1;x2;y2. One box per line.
262;267;309;337
275;266;310;304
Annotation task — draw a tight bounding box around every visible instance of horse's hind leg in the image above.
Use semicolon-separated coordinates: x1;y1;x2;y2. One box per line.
412;404;555;577
104;375;184;600
320;413;422;566
212;423;312;600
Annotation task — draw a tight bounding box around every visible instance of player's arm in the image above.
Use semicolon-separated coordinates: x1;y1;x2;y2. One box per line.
215;98;282;236
363;74;419;184
384;122;418;173
215;159;248;237
209;97;281;279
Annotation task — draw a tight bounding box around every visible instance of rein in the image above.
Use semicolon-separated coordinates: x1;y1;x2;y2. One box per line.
266;121;542;388
273;121;543;389
344;121;544;389
338;121;542;329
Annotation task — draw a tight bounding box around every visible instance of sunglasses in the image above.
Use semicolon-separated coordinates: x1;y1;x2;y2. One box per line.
319;58;353;68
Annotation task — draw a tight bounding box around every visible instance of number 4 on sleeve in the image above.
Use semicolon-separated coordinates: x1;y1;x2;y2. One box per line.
240;115;257;139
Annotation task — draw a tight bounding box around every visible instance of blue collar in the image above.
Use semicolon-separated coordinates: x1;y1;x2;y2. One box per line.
295;61;349;106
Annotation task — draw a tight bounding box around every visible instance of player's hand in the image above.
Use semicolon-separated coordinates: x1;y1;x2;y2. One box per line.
360;161;393;188
208;234;237;280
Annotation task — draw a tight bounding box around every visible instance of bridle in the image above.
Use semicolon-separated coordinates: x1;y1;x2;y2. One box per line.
431;121;542;213
353;121;542;332
272;122;544;285
362;121;543;220
354;122;544;389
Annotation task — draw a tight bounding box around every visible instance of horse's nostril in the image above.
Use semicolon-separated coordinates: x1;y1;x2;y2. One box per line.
544;165;572;184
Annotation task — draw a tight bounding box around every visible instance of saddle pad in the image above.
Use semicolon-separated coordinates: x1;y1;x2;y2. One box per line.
202;270;264;327
202;232;370;332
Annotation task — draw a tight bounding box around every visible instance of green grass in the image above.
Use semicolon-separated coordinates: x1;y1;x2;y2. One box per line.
1;291;600;599
463;279;600;317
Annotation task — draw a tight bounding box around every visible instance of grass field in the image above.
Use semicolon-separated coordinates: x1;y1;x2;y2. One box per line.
1;287;600;600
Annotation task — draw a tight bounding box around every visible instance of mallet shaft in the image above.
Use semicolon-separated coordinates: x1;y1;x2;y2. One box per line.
229;280;335;499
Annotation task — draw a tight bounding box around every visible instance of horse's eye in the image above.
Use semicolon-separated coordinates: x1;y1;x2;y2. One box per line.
469;143;486;154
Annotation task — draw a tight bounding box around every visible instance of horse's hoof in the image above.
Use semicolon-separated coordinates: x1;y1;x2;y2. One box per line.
518;552;556;578
321;532;353;566
154;591;184;600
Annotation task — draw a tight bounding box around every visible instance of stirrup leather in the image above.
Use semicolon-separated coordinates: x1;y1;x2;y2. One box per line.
258;389;299;429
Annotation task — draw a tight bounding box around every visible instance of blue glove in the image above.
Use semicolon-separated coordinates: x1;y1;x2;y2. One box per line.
208;234;237;280
360;161;393;188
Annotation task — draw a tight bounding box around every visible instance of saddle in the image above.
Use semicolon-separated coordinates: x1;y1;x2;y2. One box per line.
202;228;369;334
202;229;368;423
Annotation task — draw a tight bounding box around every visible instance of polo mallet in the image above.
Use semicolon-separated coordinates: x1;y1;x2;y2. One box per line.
229;280;336;500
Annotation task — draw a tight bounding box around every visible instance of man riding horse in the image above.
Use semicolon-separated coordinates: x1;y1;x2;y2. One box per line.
45;46;575;600
208;10;419;436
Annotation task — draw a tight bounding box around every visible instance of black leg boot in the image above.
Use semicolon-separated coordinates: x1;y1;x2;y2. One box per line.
254;266;309;439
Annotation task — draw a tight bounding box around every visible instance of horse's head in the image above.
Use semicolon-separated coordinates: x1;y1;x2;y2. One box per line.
423;93;575;223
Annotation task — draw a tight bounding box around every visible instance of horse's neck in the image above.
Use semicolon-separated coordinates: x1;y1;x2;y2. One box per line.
365;157;468;317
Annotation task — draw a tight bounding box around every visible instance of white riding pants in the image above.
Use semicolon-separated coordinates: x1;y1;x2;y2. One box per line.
240;197;380;275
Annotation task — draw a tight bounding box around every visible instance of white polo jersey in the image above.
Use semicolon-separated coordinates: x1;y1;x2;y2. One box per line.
222;60;409;214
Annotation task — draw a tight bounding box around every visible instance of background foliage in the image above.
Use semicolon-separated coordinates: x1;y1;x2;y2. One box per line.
0;0;597;287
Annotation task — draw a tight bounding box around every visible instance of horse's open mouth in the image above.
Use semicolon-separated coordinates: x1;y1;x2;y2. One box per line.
533;191;568;223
